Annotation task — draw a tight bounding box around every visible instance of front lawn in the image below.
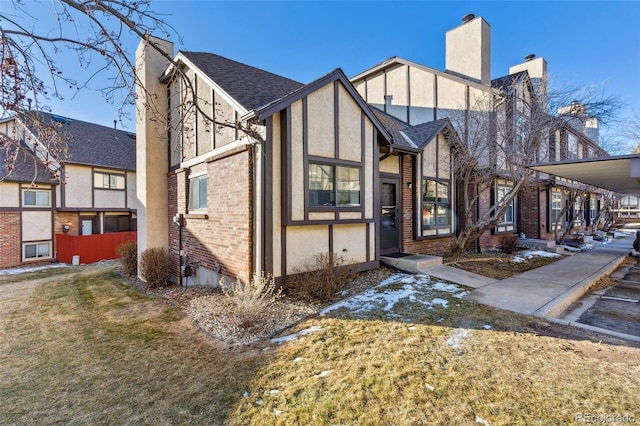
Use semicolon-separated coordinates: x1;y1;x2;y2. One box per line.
1;266;638;424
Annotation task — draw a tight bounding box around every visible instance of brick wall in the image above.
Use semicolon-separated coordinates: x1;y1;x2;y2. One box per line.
519;183;540;239
55;212;79;237
170;149;253;283
399;154;457;255
0;212;21;268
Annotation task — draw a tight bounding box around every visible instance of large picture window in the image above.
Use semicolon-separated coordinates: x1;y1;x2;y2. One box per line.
188;175;207;211
422;179;450;228
94;172;125;189
23;189;50;207
309;163;360;207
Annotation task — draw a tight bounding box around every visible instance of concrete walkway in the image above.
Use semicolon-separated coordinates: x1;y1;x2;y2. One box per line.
418;232;640;341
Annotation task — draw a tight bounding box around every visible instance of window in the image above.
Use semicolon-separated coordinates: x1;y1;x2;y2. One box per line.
188;175;207;211
550;189;563;227
94;172;125;190
23;189;50;207
497;185;514;224
422;179;450;227
567;133;578;160
573;196;583;226
23;242;51;260
309;163;360;207
104;215;131;233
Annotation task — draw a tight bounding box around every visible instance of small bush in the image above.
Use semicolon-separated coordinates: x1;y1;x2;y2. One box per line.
222;272;282;329
140;247;170;288
116;241;138;277
501;235;519;254
287;252;358;302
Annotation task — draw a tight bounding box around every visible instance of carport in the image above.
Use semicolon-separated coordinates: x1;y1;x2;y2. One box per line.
528;153;640;194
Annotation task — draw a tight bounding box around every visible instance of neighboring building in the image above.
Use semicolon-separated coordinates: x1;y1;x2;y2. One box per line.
0;111;137;268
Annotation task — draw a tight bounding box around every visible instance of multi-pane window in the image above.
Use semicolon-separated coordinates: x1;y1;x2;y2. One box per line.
573;196;583;226
422;179;450;227
551;189;563;224
188;175;207;211
309;163;360;207
24;242;51;259
94;172;125;189
23;190;50;207
497;185;514;224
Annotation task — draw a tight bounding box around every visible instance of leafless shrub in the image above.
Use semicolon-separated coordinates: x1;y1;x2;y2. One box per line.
140;247;170;288
501;235;519;254
116;241;137;277
286;252;358;302
221;272;282;329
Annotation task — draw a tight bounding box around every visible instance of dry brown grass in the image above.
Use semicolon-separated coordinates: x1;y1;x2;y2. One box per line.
444;252;562;280
1;264;639;425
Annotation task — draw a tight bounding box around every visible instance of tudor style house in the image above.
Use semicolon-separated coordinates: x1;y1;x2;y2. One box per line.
0;111;137;268
135;15;611;285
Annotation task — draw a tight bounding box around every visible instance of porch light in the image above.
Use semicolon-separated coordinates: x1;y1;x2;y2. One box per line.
62;222;71;234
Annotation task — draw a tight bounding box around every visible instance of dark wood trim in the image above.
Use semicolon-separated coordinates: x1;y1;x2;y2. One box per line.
334;80;340;159
282;107;290;277
194;73;199;155
307;155;362;167
433;74;438;121
264;116;274;275
373;130;381;262
366;222;371;262
184;213;209;220
56;207;134;213
60;168;66;208
328;224;334;254
212;89;217;149
303;96;309;221
308;205;362;213
360;110;366;215
91;166;96;208
383;68;387;113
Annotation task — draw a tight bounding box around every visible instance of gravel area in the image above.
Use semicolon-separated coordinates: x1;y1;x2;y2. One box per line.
125;266;397;346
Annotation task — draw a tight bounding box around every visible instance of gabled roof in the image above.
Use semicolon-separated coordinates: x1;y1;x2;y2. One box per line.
250;68;392;145
491;70;527;94
0;146;53;184
180;51;304;112
19;111;136;171
351;56;493;92
371;108;458;151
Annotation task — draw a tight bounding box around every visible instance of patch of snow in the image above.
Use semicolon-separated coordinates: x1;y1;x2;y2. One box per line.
512;256;526;263
271;326;323;344
293;357;306;363
561;245;581;252
242;391;249;398
273;408;282;416
425;383;435;391
321;274;468;317
262;347;272;352
582;244;594;251
483;324;492;330
314;370;332;378
0;263;68;276
611;231;627;239
255;398;263;406
407;326;417;331
446;328;470;350
476;416;490;425
519;250;561;259
269;389;281;394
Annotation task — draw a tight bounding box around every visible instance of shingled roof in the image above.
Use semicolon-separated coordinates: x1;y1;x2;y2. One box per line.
371;108;456;150
20;111;136;171
181;51;304;112
492;70;527;94
0;146;54;184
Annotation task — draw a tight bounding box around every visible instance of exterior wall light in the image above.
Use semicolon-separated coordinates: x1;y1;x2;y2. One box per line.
62;222;71;234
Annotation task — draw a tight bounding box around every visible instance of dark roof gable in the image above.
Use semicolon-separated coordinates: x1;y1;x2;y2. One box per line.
371;108;458;151
21;111;136;171
181;51;304;111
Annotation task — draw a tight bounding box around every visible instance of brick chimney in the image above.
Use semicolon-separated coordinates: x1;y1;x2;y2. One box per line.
445;14;491;85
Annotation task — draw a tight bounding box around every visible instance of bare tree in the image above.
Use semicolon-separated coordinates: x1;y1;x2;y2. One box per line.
448;75;621;255
0;0;261;181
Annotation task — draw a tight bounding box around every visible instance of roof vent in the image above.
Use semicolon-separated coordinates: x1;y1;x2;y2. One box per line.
524;54;536;62
462;13;475;23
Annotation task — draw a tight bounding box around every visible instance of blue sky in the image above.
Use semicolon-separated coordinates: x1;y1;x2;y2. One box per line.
9;1;640;150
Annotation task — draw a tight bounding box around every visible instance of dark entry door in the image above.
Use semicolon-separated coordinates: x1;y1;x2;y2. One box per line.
380;178;400;254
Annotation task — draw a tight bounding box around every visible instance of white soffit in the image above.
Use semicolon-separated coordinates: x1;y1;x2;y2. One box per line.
528;154;640;194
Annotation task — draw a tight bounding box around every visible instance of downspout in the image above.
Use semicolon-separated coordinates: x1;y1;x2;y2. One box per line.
379;143;394;161
252;138;263;282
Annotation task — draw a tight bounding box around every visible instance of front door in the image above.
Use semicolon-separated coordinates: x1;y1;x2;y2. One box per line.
380;178;400;254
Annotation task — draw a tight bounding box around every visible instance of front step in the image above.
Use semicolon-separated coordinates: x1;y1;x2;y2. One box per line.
380;253;442;273
519;238;565;254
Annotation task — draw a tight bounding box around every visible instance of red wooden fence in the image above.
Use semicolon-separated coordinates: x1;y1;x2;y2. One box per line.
56;232;137;264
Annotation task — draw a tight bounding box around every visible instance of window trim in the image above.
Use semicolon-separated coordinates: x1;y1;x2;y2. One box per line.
23;189;51;208
421;178;452;230
22;241;52;261
188;174;208;212
94;171;126;190
496;184;515;225
308;161;362;210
